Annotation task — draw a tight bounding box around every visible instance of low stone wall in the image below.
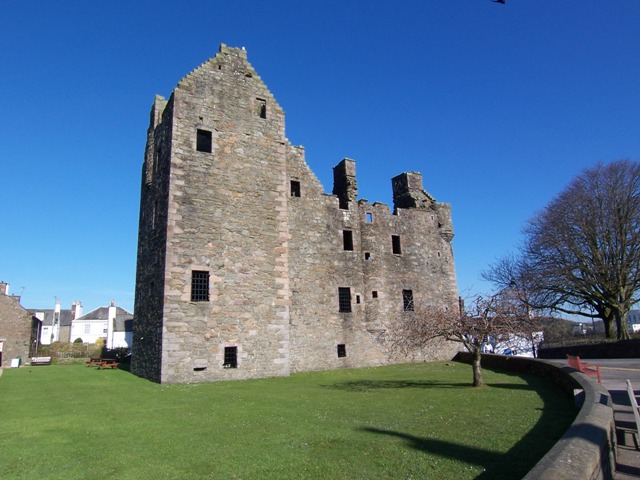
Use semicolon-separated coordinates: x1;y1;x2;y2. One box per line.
453;352;615;480
538;338;640;359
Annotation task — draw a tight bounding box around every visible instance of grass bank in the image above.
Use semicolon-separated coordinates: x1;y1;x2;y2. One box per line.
0;362;576;479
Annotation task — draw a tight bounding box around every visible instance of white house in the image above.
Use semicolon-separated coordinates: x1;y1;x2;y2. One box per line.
70;301;133;349
31;300;83;345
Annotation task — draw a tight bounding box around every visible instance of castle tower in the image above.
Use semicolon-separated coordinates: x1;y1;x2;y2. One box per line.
132;45;459;384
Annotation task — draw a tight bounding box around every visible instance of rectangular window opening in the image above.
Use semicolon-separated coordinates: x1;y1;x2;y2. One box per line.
343;230;354;251
193;366;207;372
366;212;373;223
392;235;402;255
364;252;371;261
256;98;267;119
338;287;352;313
196;128;213;153
191;270;210;302
403;289;414;312
372;291;378;299
356;294;361;304
290;180;301;197
337;344;347;358
84;324;91;334
223;346;238;368
338;197;349;210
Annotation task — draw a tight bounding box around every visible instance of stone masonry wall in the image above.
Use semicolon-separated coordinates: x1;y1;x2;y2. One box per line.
132;45;460;383
0;289;37;366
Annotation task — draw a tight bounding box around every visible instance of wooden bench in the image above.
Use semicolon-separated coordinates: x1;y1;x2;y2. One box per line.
627;379;640;450
86;358;102;367
98;359;119;369
567;355;601;383
30;356;52;366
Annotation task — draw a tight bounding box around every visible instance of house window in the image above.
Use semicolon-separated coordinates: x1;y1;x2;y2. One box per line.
102;328;108;334
290;180;301;197
372;291;378;299
256;98;267;119
392;235;402;255
223;346;238;368
403;289;414;312
338;287;352;313
196;129;212;153
366;212;373;223
191;271;210;302
84;324;91;334
337;344;347;358
343;230;354;251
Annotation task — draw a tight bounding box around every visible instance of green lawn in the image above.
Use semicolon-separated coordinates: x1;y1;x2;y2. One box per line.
0;362;576;480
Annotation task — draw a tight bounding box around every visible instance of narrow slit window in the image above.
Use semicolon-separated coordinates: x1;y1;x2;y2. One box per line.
392;235;402;255
338;287;352;313
356;294;361;304
366;212;373;223
223;346;238;368
364;252;371;261
196;129;213;153
343;230;354;251
403;289;414;312
337;344;347;358
290;180;301;197
191;271;210;302
372;291;378;299
256;98;267;119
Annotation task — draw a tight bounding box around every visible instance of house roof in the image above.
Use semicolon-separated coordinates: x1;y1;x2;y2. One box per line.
77;306;133;332
27;309;74;327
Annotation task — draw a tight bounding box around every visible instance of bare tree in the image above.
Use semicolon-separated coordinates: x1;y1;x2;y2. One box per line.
385;292;536;387
484;160;640;340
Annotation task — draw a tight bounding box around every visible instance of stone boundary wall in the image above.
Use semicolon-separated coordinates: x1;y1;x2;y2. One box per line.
538;339;640;360
453;352;615;480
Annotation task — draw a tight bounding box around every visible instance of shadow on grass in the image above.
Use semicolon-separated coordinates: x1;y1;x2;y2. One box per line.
350;369;579;479
325;379;469;391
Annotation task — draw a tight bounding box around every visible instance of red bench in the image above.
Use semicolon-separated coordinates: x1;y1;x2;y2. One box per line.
98;359;119;369
567;355;601;383
86;358;102;367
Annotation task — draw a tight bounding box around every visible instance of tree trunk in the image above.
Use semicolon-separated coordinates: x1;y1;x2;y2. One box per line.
472;348;483;387
616;311;631;340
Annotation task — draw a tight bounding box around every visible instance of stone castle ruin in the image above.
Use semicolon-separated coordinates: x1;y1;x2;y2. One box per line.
132;44;459;383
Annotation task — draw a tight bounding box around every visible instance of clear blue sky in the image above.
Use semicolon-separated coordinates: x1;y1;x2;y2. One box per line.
1;1;639;314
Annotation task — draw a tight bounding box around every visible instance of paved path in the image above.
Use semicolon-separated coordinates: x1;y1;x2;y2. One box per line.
593;359;640;480
562;359;640;479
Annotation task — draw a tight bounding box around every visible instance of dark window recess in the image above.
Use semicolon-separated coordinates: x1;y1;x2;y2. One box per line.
337;344;347;358
366;212;373;223
403;289;414;312
338;287;352;313
343;230;354;250
364;252;371;261
196;129;213;153
290;180;301;197
191;271;210;302
338;197;349;210
372;291;378;299
193;366;207;372
356;294;361;304
256;98;267;119
223;346;238;368
392;235;402;255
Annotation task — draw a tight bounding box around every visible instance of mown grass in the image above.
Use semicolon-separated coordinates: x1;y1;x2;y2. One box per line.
0;362;576;480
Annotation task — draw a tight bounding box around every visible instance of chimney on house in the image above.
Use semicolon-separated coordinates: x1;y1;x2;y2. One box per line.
71;300;84;320
0;282;9;295
107;300;117;349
